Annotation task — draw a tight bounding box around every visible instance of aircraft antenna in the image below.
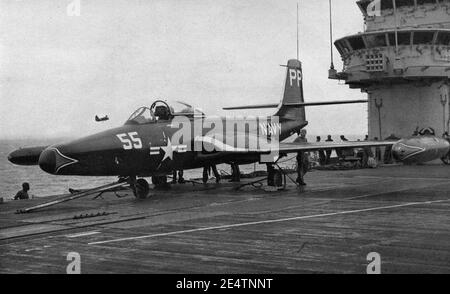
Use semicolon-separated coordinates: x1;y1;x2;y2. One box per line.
392;0;399;56
328;0;334;70
296;2;299;60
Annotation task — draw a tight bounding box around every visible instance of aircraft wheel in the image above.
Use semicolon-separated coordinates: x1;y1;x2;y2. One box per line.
273;170;283;187
134;178;150;199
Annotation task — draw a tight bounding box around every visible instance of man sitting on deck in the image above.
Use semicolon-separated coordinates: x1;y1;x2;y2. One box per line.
14;182;30;200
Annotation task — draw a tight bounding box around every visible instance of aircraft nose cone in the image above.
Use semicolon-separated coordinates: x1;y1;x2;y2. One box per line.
39;148;56;174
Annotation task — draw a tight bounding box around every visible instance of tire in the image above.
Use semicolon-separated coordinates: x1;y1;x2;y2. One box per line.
273;170;283;187
134;178;150;199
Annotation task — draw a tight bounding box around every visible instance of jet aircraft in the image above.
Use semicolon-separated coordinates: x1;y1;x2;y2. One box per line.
8;59;450;201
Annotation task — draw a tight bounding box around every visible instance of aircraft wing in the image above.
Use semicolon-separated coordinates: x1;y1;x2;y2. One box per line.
277;141;395;153
223;100;368;110
195;135;395;155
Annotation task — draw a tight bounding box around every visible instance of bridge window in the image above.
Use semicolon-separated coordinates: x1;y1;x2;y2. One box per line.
342;41;352;53
388;32;412;46
436;32;450;46
381;0;394;10
416;0;438;5
396;0;414;8
335;40;351;55
365;34;387;47
370;0;417;10
348;36;366;50
398;32;412;45
413;32;435;45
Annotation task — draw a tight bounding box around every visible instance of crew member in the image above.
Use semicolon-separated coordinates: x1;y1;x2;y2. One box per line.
374;137;382;162
362;135;373;167
384;133;400;164
294;129;308;186
229;162;241;182
203;164;221;184
442;132;450;164
14;182;30;200
211;165;221;183
337;135;350;159
172;170;185;184
325;135;333;164
316;136;326;165
267;164;275;186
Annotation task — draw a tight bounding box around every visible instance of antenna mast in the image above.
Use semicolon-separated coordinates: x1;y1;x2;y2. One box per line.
296;2;299;60
328;0;338;79
329;0;334;70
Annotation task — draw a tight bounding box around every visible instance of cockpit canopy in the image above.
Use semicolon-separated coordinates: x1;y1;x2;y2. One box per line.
125;100;205;125
126;107;155;125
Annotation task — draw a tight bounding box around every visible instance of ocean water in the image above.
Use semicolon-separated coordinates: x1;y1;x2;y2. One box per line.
0;138;114;200
0;134;362;200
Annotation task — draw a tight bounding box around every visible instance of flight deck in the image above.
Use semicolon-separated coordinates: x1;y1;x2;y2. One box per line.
0;164;449;274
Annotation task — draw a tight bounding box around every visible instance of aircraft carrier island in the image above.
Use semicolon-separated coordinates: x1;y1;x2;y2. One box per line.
330;0;450;138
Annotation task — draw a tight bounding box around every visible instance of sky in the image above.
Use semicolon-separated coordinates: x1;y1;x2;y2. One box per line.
0;0;368;139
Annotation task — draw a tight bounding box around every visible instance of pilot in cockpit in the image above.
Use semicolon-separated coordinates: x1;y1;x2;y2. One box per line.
154;105;175;121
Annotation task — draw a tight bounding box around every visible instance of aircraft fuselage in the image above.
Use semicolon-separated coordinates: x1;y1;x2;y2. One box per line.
34;116;305;177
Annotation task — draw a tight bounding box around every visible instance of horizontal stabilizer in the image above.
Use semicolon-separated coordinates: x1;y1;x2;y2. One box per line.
223;104;279;110
223;100;368;110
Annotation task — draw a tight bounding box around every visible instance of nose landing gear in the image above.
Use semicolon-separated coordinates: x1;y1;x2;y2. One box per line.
134;178;150;199
127;176;150;199
129;175;170;199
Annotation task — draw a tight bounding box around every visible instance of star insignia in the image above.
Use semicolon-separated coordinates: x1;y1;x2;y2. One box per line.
160;138;174;161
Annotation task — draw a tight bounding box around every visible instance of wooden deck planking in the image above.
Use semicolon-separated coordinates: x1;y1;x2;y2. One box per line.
0;165;449;273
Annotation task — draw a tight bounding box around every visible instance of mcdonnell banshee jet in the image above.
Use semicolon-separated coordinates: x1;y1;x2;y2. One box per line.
8;59;450;208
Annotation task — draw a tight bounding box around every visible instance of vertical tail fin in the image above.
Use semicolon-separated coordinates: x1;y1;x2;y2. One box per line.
275;59;306;122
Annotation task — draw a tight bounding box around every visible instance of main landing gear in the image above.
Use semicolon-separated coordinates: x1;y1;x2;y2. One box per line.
127;176;150;199
130;175;170;199
235;163;287;191
266;153;304;190
235;156;302;191
266;164;284;188
134;178;150;199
